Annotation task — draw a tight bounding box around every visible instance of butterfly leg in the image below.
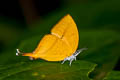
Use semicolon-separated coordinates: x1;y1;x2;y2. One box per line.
61;48;87;66
61;55;75;66
69;58;74;66
29;57;34;60
61;58;68;64
74;57;76;61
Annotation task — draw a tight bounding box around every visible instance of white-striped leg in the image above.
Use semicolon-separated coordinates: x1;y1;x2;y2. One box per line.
61;58;67;64
69;59;74;66
61;48;87;66
75;57;76;61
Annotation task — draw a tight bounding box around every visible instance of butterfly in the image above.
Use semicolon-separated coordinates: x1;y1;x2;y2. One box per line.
16;14;87;66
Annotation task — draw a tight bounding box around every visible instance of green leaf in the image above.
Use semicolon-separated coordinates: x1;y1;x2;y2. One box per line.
0;60;95;80
78;30;120;80
0;29;119;80
104;71;120;80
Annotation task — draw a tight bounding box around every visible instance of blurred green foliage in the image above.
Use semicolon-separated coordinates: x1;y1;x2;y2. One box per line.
0;0;120;80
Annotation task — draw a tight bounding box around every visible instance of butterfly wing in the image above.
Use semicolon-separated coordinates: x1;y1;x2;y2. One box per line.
22;14;79;61
40;14;79;61
51;14;79;54
37;35;71;61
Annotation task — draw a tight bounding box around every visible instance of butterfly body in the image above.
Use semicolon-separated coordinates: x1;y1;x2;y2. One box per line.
17;14;83;63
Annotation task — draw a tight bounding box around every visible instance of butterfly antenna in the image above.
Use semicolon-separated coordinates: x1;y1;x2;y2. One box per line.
74;48;88;57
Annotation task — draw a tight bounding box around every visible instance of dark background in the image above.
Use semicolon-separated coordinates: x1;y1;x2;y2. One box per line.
0;0;120;79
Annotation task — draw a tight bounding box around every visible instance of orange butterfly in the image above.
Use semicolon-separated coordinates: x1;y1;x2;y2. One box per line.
16;14;87;66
